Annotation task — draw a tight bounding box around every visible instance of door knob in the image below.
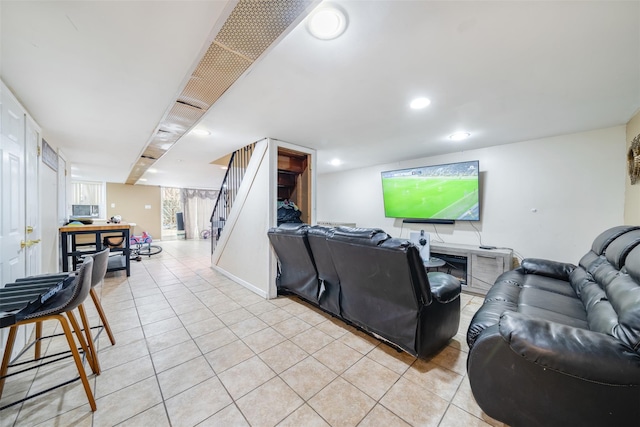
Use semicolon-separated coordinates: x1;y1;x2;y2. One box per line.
20;239;40;248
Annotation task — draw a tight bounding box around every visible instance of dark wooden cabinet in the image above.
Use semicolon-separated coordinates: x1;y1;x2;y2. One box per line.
277;148;311;224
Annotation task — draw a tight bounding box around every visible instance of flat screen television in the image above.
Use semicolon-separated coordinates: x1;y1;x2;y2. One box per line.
381;160;480;222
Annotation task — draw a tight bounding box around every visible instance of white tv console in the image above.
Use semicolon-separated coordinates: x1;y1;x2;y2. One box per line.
430;242;513;296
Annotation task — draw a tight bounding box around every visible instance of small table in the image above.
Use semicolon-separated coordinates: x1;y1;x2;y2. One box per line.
424;257;446;269
59;222;132;276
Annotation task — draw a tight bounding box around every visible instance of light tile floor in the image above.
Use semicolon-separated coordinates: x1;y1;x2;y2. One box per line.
0;239;505;427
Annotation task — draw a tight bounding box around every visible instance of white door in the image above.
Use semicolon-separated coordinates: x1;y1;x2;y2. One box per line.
1;83;29;359
0;85;26;285
25;117;41;276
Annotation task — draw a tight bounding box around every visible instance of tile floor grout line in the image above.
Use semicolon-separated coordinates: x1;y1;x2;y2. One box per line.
4;241;499;426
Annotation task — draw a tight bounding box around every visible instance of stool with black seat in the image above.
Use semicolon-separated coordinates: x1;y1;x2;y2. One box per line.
0;257;98;411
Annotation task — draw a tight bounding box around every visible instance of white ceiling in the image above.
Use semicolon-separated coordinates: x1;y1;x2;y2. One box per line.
2;1;639;190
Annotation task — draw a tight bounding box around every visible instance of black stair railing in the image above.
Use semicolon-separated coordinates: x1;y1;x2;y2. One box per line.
210;142;257;253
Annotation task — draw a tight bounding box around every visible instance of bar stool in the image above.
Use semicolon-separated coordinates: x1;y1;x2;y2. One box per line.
87;248;115;345
0;257;98;411
18;248;114;365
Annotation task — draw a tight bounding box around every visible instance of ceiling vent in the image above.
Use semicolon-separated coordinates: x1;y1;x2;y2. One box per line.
126;0;317;185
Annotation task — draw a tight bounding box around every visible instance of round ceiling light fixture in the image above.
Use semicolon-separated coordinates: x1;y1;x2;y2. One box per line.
410;97;431;109
191;128;211;136
329;158;342;166
449;132;471;141
307;5;348;40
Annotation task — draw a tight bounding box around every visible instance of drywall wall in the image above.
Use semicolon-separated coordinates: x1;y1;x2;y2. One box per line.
214;140;271;297
625;110;640;224
106;183;161;238
317;126;626;264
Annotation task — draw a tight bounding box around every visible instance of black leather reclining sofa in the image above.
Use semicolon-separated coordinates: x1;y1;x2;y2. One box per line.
267;224;461;358
466;225;640;426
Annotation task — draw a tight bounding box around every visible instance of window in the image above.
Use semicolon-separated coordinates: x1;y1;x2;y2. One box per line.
71;181;106;219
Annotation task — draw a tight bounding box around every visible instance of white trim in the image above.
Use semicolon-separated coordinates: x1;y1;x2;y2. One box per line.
211;264;268;299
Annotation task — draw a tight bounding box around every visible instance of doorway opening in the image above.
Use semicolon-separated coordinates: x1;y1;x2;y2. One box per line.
277;147;311;226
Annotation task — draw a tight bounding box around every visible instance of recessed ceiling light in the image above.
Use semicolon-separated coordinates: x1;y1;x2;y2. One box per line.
449;132;471;141
147;168;158;174
330;158;342;166
139;178;147;182
220;166;228;170
307;5;347;40
191;129;210;136
410;97;431;109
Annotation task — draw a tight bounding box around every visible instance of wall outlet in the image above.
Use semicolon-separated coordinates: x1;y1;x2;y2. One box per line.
144;205;151;209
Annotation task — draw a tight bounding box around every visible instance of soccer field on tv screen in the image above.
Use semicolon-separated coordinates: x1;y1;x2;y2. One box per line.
382;176;479;219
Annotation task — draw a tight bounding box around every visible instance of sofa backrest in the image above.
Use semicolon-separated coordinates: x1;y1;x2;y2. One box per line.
326;226;431;353
579;225;640;272
602;245;640;352
591;225;640;255
267;223;319;303
307;225;339;287
307;225;341;315
575;229;640;353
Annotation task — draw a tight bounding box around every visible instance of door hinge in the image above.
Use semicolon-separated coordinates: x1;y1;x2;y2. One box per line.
37;145;41;156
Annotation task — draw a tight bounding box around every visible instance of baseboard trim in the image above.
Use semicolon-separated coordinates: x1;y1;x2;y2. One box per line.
210;265;268;299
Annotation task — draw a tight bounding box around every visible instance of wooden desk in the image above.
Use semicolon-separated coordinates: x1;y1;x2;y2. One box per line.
59;222;131;276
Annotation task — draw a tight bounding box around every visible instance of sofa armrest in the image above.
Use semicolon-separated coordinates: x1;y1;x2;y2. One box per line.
520;258;576;281
499;311;640;384
427;272;461;304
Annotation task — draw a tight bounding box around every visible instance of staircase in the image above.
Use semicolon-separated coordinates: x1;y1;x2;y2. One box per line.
210;142;257;251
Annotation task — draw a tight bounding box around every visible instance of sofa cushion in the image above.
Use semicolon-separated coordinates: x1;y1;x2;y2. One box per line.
626;245;640;283
518;305;589;329
578;250;602;271
604;229;640;270
522;272;577;297
591;225;640;255
604;246;640;352
520;258;575;280
307;225;341;316
331;226;389;244
519;288;586;321
267;224;319;303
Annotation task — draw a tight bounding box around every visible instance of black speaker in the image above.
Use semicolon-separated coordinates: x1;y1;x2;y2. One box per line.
176;212;184;231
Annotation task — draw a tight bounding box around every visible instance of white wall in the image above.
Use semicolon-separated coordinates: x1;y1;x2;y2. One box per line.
214;140;271;297
317;126;627;264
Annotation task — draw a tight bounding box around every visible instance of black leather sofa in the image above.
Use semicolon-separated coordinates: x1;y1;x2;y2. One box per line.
466;225;640;427
267;224;461;358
